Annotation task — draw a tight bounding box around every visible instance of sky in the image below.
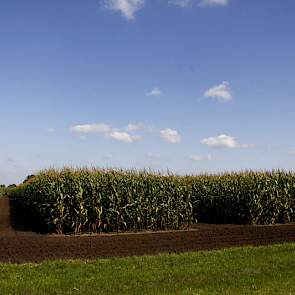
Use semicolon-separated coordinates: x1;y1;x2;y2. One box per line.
0;0;295;184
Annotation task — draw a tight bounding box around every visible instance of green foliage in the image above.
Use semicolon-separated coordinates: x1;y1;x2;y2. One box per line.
1;244;295;295
0;186;5;198
22;174;36;184
13;168;295;234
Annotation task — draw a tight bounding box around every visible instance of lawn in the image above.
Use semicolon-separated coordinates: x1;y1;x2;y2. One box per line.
0;243;295;295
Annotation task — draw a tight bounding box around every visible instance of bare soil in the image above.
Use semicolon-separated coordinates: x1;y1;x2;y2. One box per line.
1;197;295;264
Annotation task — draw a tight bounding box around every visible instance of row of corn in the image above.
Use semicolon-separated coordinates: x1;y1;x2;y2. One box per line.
11;168;295;234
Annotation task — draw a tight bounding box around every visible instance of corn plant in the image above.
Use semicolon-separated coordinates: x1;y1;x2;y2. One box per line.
12;168;295;234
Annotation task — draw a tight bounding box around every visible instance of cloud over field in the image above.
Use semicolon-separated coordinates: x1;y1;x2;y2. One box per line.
169;0;192;7
190;154;212;161
70;123;111;134
160;128;181;144
201;134;251;149
204;81;232;102
70;123;142;143
125;123;145;131
146;87;162;97
107;131;141;143
199;0;229;6
102;0;229;21
102;0;144;20
169;0;229;8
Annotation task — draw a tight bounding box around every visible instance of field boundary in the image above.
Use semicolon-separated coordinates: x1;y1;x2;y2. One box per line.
1;225;295;263
2;196;295;263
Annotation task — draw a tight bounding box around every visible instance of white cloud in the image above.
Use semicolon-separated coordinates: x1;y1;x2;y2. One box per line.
288;149;295;155
190;155;202;161
201;134;250;149
102;0;144;20
126;123;145;131
169;0;229;8
70;123;111;134
199;0;229;6
169;0;192;7
146;153;161;160
146;87;162;97
190;154;212;161
160;128;181;144
107;131;141;143
70;122;143;143
204;81;232;102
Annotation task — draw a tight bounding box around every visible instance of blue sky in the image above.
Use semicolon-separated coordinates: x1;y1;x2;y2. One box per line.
1;0;295;184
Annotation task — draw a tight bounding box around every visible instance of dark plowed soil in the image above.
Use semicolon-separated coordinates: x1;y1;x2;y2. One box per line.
1;197;295;264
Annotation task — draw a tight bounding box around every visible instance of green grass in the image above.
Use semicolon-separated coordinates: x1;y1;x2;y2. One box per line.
1;244;295;294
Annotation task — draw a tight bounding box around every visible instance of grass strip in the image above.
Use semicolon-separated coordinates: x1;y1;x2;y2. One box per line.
0;243;295;294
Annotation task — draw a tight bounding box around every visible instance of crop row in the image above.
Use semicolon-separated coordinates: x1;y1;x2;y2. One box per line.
11;168;295;234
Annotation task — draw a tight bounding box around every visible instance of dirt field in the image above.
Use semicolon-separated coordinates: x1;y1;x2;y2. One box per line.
1;197;295;264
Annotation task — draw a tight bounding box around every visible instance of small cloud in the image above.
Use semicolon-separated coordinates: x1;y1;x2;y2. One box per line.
190;154;212;161
190;155;202;161
204;81;232;102
70;122;144;144
146;153;161;160
160;128;181;144
146;87;162;97
70;123;111;134
126;123;145;131
102;0;144;20
199;0;229;6
201;134;250;149
107;131;141;143
169;0;192;7
169;0;229;8
288;149;295;155
48;128;55;133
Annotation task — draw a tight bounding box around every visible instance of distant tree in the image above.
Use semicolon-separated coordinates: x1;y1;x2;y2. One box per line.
23;174;36;184
0;184;5;188
7;184;17;189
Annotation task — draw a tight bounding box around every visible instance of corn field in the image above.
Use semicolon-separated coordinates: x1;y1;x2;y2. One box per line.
11;168;295;234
